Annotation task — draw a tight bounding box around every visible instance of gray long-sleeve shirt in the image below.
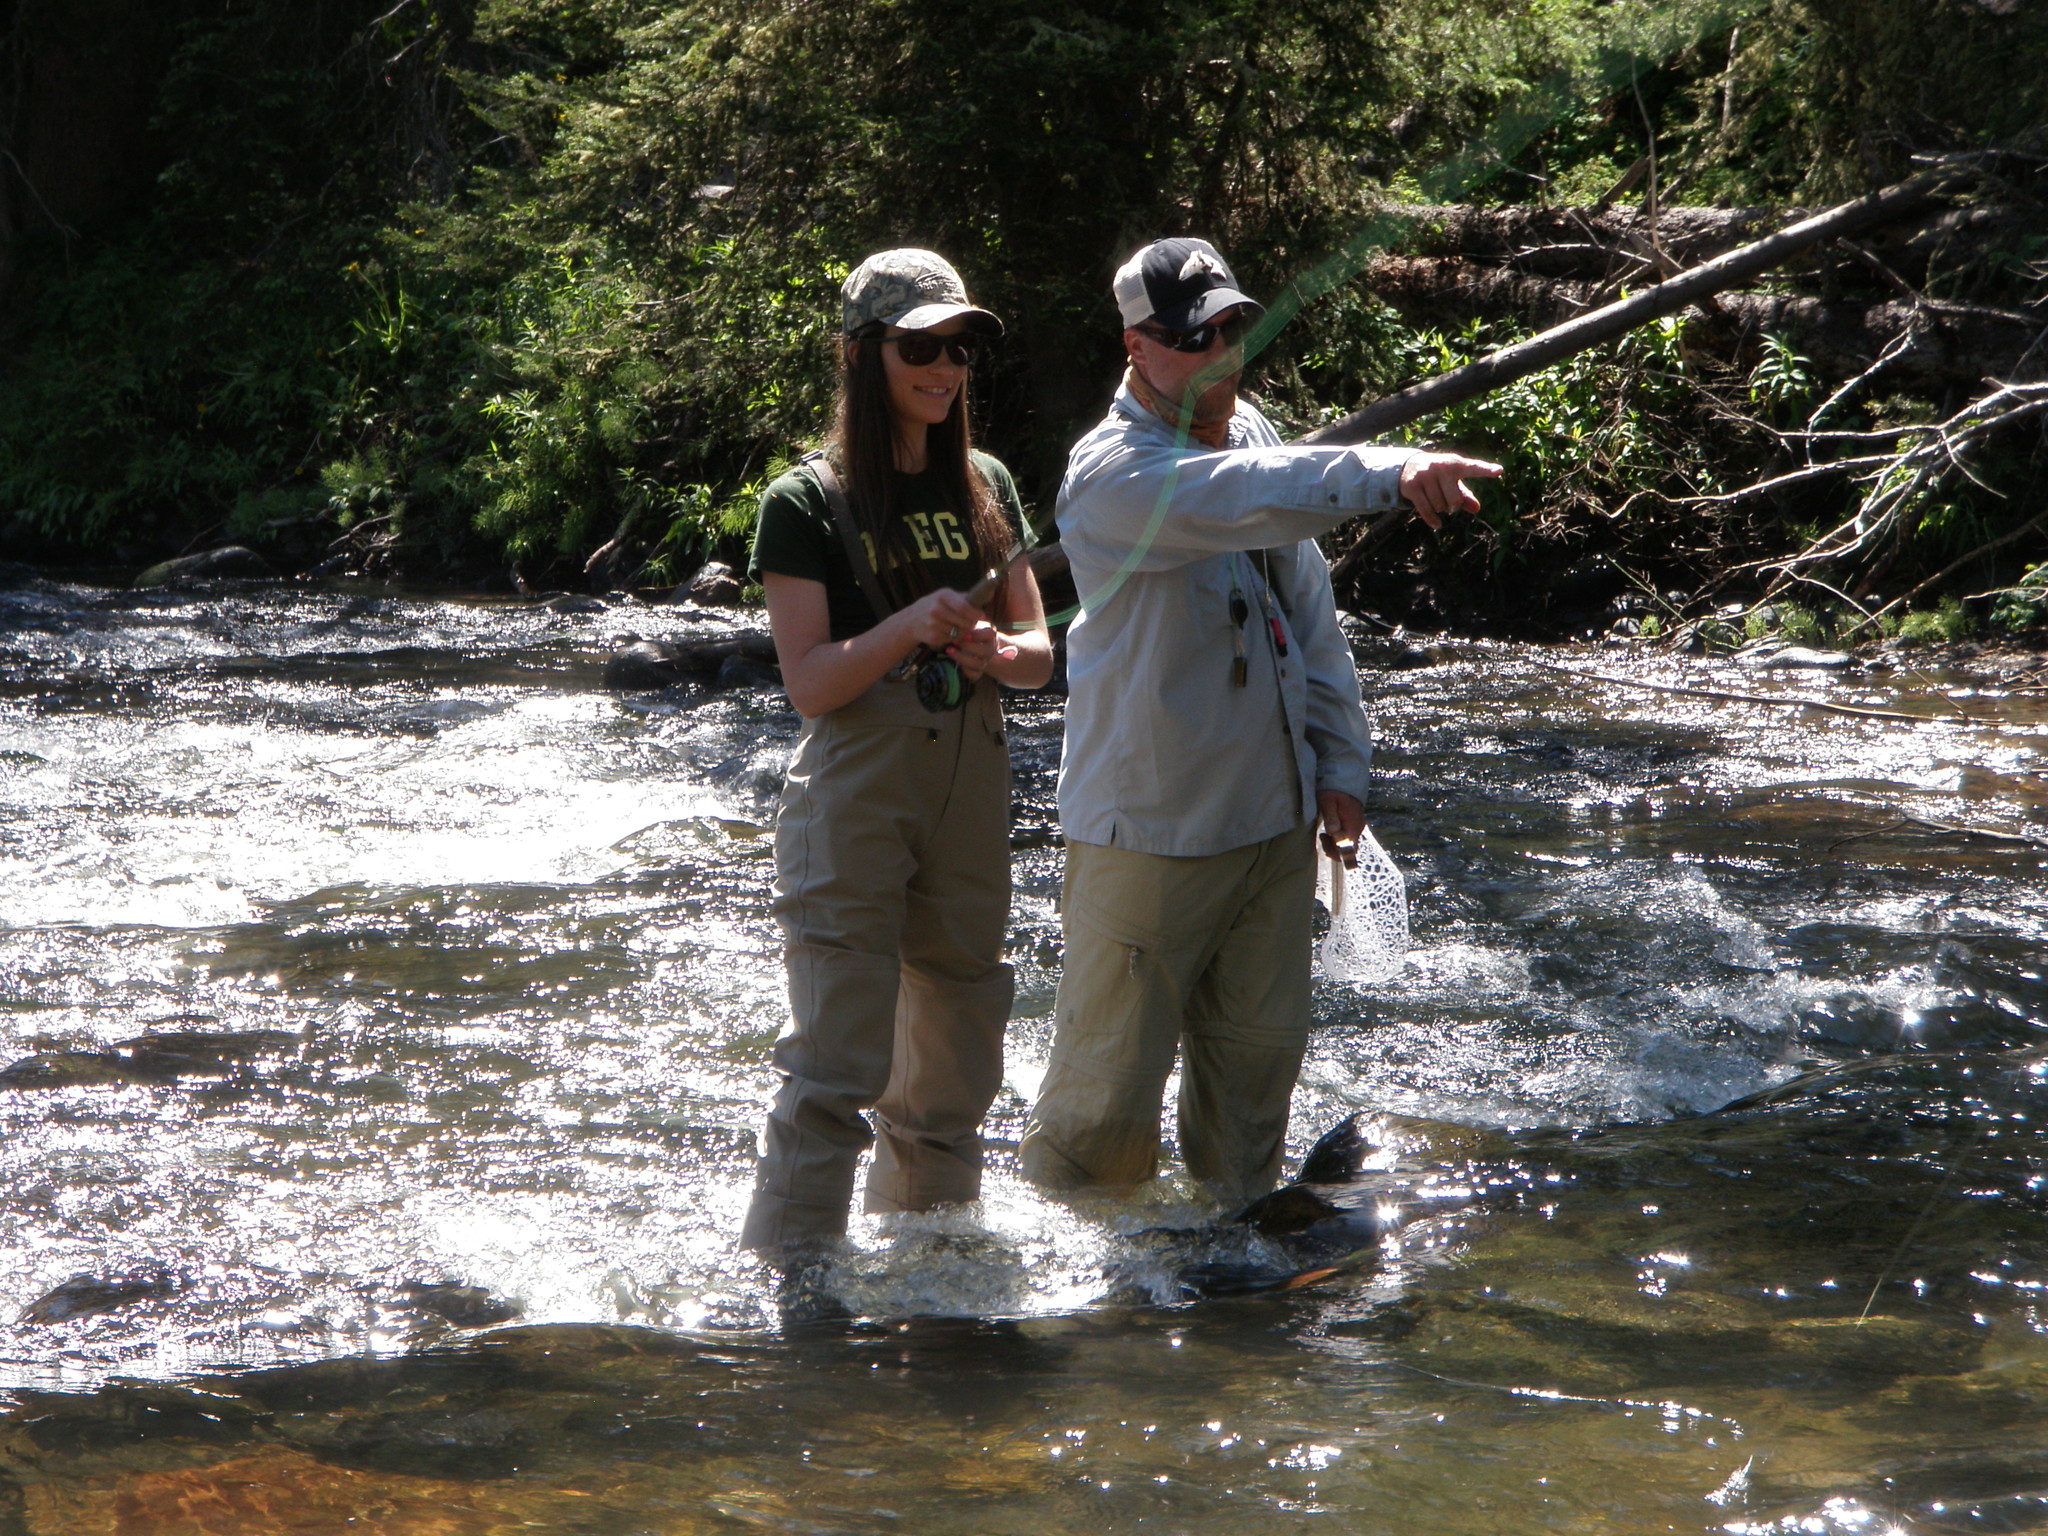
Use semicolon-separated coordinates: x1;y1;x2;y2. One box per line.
1054;380;1413;857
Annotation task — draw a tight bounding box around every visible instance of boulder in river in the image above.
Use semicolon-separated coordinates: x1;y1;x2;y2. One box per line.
683;560;747;606
1738;644;1856;670
19;1270;186;1325
133;546;274;587
602;633;779;691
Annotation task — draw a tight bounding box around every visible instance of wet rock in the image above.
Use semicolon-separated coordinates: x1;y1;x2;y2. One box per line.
119;1028;299;1072
310;1405;536;1479
20;1270;186;1325
0;1052;133;1090
603;639;694;690
1738;644;1855;671
0;1029;298;1089
398;1282;524;1328
1340;612;1435;669
543;594;607;615
1116;1115;1406;1300
601;633;779;691
1671;616;1746;654
132;546;273;587
684;560;747;606
715;653;782;690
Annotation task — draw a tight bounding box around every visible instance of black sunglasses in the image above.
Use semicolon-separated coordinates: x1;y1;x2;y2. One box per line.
1137;312;1252;354
887;331;985;367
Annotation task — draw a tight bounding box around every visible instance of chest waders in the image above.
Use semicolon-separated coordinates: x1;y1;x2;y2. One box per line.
739;455;1016;1259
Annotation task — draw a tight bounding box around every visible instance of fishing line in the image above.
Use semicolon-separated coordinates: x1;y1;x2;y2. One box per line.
1855;1046;2029;1324
1033;0;1765;632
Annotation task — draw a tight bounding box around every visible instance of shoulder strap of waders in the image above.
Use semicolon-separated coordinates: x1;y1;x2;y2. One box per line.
801;449;898;621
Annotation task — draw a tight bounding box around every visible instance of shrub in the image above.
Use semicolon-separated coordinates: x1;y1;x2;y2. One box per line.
1896;597;1975;645
1989;564;2048;633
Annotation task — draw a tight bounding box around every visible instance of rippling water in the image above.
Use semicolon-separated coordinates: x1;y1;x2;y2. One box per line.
1;572;2044;1533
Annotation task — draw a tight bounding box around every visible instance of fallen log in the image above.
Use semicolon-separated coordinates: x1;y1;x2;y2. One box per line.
1371;200;2029;287
1357;258;2034;391
1302;161;1977;448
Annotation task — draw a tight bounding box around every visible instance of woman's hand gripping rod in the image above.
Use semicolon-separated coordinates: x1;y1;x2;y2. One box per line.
891;544;1068;711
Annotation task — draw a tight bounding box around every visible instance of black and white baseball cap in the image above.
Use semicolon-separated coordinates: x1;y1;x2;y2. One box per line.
1112;237;1264;330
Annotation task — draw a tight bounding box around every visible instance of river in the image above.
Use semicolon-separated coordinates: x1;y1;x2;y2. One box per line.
1;571;2044;1534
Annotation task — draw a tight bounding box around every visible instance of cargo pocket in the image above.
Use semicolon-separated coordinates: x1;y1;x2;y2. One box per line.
1053;889;1185;1084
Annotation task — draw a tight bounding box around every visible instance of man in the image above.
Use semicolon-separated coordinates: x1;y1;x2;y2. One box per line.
1017;236;1499;1205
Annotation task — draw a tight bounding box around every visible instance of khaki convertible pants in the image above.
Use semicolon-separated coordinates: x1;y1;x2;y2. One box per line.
1018;822;1316;1207
740;678;1014;1256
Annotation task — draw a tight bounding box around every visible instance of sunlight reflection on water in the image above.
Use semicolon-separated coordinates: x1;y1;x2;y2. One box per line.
3;582;2047;1532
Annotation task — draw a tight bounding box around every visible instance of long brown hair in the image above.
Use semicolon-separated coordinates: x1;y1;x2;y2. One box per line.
828;327;1012;612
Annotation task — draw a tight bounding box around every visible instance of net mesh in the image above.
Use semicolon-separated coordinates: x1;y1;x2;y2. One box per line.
1315;825;1409;985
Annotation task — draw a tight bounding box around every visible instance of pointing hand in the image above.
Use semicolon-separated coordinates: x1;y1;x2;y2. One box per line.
1399;453;1504;528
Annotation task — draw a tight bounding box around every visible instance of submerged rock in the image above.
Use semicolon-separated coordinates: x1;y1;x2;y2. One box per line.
0;1053;133;1090
0;1029;298;1089
715;653;781;690
398;1282;524;1328
19;1270;186;1325
132;546;274;587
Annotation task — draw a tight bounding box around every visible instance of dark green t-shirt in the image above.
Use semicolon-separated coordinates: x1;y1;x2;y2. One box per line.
748;450;1026;641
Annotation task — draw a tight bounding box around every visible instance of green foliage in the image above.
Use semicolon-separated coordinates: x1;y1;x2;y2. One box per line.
1674;0;2048;201
1267;308;1707;575
1897;597;1975;646
1990;564;2048;633
1747;332;1812;415
1776;604;1823;645
3;0;2043;603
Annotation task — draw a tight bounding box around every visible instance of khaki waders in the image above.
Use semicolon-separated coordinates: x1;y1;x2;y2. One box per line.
741;676;1014;1256
1018;821;1316;1208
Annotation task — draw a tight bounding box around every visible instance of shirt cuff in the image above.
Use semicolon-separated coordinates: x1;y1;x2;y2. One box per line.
1351;447;1414;513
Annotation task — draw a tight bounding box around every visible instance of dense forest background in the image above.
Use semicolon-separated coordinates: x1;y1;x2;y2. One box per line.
2;0;2044;639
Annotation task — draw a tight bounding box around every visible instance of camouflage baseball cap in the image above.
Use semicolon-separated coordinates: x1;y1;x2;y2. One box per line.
842;249;1003;336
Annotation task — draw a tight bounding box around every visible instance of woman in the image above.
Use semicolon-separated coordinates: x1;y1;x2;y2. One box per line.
740;249;1053;1263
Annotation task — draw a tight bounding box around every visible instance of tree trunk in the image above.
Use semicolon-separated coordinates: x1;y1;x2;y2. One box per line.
1372;199;2031;288
1360;255;2036;390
